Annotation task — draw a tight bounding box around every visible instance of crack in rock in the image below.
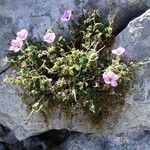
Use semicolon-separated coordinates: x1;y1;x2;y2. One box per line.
0;64;12;75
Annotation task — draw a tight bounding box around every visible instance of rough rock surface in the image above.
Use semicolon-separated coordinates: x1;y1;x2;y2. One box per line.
112;9;150;134
60;9;150;150
0;0;149;72
60;126;150;150
0;124;67;150
0;0;150;142
0;70;107;140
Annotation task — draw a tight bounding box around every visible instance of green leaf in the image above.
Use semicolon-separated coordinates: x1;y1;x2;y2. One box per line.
106;27;113;35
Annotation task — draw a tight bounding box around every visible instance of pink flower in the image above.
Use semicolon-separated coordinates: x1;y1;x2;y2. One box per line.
103;71;118;87
61;10;72;21
10;38;23;52
16;29;28;41
112;47;125;56
43;32;56;44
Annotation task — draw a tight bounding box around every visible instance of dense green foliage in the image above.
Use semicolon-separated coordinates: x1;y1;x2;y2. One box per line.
8;10;134;116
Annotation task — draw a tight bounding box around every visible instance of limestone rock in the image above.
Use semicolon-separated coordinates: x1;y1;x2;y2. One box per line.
0;70;103;140
60;126;150;150
0;143;5;150
0;0;149;72
0;0;150;142
113;9;150;134
57;8;150;150
114;9;150;61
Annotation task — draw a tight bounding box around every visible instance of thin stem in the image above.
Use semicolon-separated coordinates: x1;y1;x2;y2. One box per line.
49;19;58;31
38;60;46;71
25;40;29;47
141;60;150;65
136;60;150;67
96;45;106;54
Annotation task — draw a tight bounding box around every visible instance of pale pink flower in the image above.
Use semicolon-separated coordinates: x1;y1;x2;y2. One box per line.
103;71;118;87
61;10;72;21
16;29;28;41
112;47;125;56
43;32;56;44
10;38;23;52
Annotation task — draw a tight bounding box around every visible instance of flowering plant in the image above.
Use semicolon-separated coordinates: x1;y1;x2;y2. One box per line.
8;10;135;116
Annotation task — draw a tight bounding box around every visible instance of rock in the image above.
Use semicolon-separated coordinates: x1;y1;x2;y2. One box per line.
0;125;6;139
112;9;150;134
61;9;150;150
22;129;71;150
0;143;5;150
0;0;149;72
0;125;24;150
5;141;24;150
114;9;150;61
0;125;10;142
0;69;51;140
3;131;18;144
60;126;150;150
0;69;105;140
0;0;150;142
23;137;47;150
0;125;64;150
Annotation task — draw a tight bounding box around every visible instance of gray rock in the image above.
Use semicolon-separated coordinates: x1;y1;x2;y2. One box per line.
0;69;51;140
0;125;64;149
59;8;150;150
0;125;6;139
112;9;150;134
0;143;5;150
114;9;150;61
0;0;149;72
60;126;150;150
0;0;150;142
23;137;47;150
0;125;9;142
0;70;104;140
3;131;18;144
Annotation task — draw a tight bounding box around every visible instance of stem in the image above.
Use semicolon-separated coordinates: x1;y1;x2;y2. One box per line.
136;60;150;67
141;60;150;65
25;40;29;47
49;19;58;31
28;109;34;119
42;42;48;48
38;60;46;71
96;45;106;54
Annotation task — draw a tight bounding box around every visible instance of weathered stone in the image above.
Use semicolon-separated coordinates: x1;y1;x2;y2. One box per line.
0;70;51;140
114;9;150;61
3;131;18;144
55;8;150;149
0;0;150;143
0;0;149;72
112;9;150;135
0;143;5;150
0;125;63;150
23;137;47;150
0;70;102;140
60;126;150;150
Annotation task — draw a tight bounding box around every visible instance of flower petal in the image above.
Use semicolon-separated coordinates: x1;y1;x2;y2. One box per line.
61;10;72;21
10;38;23;52
111;80;118;87
103;71;118;86
17;29;28;41
112;47;125;56
43;32;56;44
